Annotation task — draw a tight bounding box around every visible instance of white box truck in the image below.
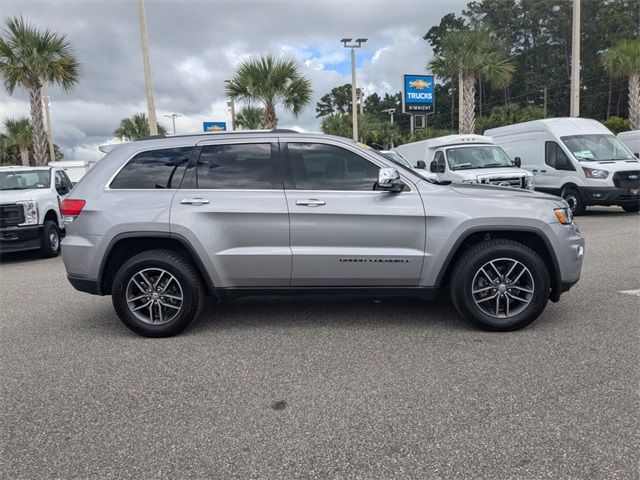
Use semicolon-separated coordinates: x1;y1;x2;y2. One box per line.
486;118;640;214
393;134;534;190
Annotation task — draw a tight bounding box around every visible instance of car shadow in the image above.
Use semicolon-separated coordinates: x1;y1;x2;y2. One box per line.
0;250;52;264
581;206;635;217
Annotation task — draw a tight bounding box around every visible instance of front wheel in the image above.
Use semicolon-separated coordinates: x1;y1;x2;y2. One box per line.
112;249;205;337
562;187;586;216
450;239;551;331
40;220;60;257
622;204;639;213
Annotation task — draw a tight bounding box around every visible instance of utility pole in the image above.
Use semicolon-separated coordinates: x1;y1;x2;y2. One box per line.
138;0;158;135
42;83;56;163
570;0;581;117
543;87;548;118
341;38;367;141
227;100;236;130
163;113;181;134
458;72;464;133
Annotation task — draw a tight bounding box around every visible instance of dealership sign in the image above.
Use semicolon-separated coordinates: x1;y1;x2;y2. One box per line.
402;74;435;114
203;122;227;132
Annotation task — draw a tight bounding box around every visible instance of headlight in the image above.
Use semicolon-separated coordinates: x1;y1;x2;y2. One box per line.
525;176;535;190
554;207;573;225
17;200;39;226
582;167;609;179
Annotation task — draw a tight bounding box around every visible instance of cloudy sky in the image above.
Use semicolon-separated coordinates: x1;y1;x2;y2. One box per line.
1;0;467;160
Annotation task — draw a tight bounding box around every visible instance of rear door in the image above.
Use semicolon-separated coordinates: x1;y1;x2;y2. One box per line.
282;138;426;287
169;139;290;287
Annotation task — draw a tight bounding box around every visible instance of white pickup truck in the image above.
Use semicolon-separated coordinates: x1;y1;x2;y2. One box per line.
394;134;534;190
0;166;74;257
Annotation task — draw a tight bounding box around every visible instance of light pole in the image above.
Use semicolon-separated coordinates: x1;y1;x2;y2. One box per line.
42;83;56;162
163;113;181;134
341;38;367;141
570;0;581;117
137;0;158;135
224;80;236;130
382;108;395;124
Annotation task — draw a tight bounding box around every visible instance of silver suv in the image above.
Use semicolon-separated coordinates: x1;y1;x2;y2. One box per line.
61;131;584;337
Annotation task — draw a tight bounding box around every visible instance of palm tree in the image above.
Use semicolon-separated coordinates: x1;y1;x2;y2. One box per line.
0;16;80;165
225;55;312;129
601;39;640;130
235;106;265;130
321;113;352;139
114;113;167;141
429;28;515;134
3;117;33;166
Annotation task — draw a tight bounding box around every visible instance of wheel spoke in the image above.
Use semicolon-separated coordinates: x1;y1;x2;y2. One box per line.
127;294;148;303
148;303;154;323
505;294;510;316
507;292;528;303
162;293;182;301
511;266;527;284
132;277;146;293
131;300;152;312
511;285;533;294
154;271;165;289
495;293;500;316
476;292;499;304
472;286;494;294
139;271;153;288
489;261;502;278
480;267;494;283
504;260;518;280
160;275;176;293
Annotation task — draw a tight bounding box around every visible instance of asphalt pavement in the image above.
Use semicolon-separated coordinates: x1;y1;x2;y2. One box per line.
1;207;639;479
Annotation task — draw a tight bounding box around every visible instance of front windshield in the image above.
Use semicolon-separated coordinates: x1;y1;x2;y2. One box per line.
446;146;513;171
0;170;51;190
561;134;634;161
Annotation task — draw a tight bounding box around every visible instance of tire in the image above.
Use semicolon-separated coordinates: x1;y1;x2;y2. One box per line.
40;220;61;258
450;239;551;332
562;187;586;216
622;204;639;213
111;249;205;337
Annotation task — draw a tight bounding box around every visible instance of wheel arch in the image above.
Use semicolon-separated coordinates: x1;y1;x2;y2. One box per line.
43;209;59;224
435;226;562;302
98;232;215;296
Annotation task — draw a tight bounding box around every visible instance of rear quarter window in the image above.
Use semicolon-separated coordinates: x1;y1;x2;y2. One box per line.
110;147;192;189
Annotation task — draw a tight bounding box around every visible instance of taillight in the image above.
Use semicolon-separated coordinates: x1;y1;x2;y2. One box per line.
60;199;86;220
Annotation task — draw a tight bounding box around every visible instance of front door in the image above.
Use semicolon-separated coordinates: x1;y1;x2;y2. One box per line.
282;139;426;287
170;140;291;287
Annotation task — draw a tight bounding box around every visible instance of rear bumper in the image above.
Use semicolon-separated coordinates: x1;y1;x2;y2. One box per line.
0;225;42;253
578;186;640;206
67;275;102;295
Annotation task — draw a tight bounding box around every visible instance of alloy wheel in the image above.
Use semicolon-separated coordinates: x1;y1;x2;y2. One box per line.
125;268;184;325
471;258;535;319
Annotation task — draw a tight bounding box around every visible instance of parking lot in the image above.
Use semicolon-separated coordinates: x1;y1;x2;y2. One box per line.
0;208;638;479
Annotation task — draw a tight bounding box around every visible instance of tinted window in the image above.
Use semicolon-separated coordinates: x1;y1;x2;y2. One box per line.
0;170;50;190
288;142;379;190
433;151;445;172
110;147;192;189
195;143;274;189
545;142;574;170
54;171;72;194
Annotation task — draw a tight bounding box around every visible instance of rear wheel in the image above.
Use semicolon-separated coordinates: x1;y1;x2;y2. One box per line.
622;204;639;213
562;187;586;216
40;220;60;257
450;239;551;331
112;249;204;337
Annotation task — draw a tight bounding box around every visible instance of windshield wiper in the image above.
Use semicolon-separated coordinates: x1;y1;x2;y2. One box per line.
483;163;511;168
0;187;28;190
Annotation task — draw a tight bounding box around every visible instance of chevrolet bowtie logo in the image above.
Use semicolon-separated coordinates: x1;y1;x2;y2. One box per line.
409;79;431;90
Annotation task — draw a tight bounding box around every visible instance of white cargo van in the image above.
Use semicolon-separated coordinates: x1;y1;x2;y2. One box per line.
618;130;640;158
394;134;534;190
48;160;92;185
486;118;640;214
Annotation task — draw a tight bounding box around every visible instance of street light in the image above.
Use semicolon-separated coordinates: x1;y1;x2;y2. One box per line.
163;113;181;134
341;37;367;141
382;108;395;124
224;80;236;130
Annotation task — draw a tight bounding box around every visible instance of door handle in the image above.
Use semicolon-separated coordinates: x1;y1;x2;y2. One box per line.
180;198;210;206
540;169;547;173
296;199;326;207
532;169;538;172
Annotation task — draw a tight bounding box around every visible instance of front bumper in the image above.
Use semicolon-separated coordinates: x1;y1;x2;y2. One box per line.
579;186;640;206
0;225;42;253
547;222;584;302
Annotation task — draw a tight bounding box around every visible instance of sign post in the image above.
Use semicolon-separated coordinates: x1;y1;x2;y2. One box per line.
402;74;435;134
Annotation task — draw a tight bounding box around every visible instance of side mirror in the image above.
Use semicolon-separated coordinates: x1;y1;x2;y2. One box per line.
416;160;426;170
377;167;405;193
57;184;69;196
430;160;437;173
437;163;446;173
634;152;639;159
514;156;522;168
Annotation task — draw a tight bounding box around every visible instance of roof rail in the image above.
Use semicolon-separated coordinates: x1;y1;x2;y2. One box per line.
134;128;300;142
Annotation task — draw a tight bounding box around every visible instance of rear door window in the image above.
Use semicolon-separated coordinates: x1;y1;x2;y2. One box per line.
545;142;574;171
193;143;276;189
110;147;192;189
